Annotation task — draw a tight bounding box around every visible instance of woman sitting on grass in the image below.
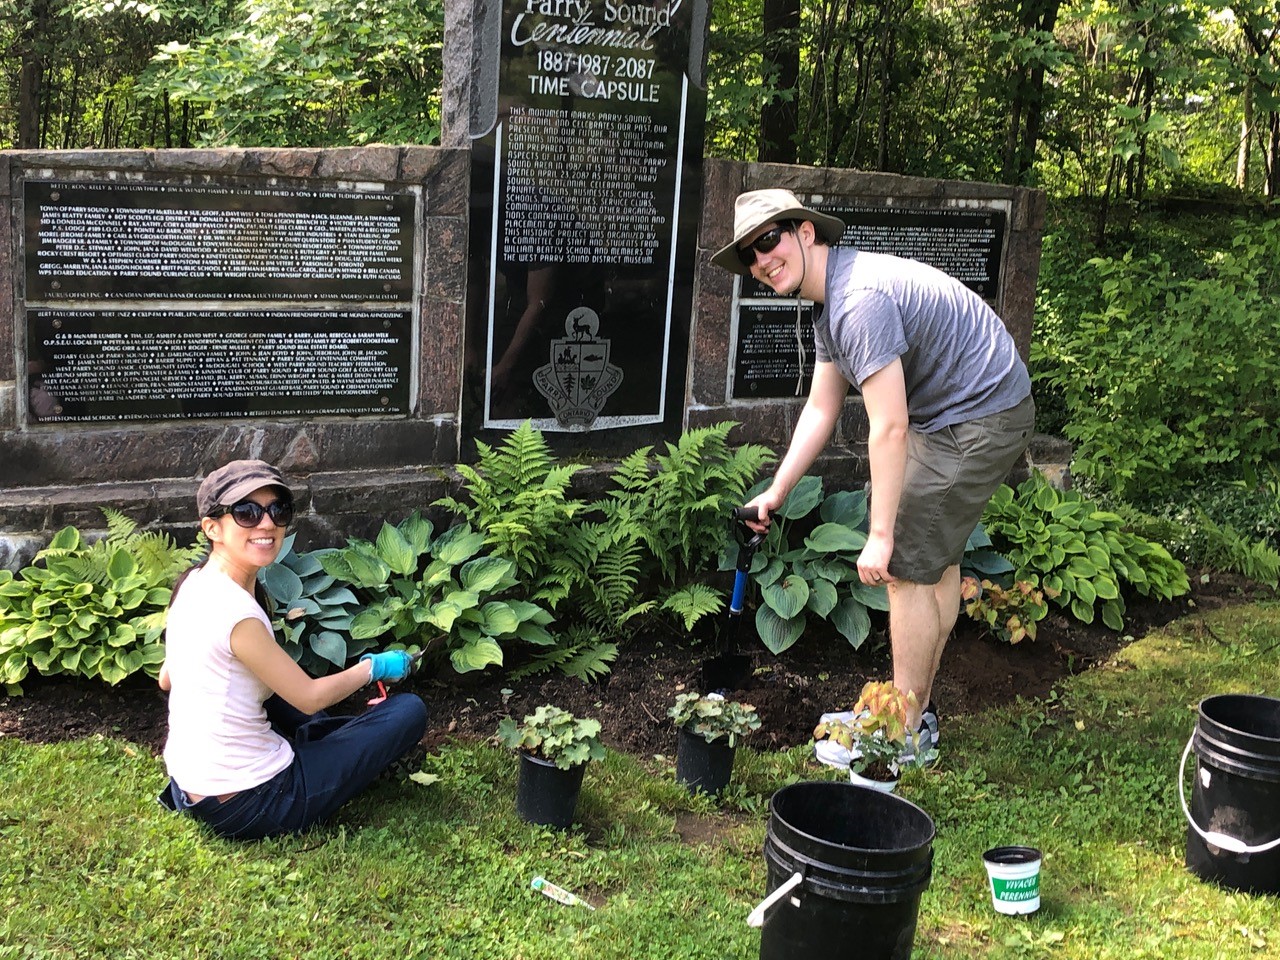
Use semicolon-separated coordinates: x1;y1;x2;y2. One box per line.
157;459;427;840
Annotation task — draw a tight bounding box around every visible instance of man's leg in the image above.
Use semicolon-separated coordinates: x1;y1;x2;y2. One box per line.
889;563;958;728
929;565;962;684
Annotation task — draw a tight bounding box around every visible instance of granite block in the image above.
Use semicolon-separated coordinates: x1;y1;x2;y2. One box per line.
419;298;463;416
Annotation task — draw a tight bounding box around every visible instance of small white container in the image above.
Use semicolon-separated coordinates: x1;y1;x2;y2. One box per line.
849;767;898;793
982;846;1042;915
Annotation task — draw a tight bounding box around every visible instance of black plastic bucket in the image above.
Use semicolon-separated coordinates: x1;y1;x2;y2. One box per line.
515;753;585;830
675;727;736;796
1181;694;1280;894
757;781;935;960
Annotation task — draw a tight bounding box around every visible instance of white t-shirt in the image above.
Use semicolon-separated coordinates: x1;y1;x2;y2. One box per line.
162;565;294;795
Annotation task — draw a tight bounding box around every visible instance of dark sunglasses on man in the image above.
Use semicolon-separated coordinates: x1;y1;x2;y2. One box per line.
736;223;794;268
209;498;294;528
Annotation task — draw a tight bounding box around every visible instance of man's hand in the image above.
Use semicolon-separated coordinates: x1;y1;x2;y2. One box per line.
743;486;787;535
857;531;896;585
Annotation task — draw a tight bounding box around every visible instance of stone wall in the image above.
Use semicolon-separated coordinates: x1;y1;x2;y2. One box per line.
0;148;1046;566
0;147;470;564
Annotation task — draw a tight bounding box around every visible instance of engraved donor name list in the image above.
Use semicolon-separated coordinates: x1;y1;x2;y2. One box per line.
22;179;418;424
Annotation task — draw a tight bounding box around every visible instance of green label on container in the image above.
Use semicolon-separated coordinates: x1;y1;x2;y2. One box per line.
992;875;1040;901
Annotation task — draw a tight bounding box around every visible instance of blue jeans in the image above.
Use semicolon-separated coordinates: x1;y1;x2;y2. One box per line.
159;693;428;840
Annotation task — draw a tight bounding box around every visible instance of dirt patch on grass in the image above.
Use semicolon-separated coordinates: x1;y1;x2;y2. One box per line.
0;571;1267;758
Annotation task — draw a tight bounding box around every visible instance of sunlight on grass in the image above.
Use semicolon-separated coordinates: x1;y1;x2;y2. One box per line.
1;602;1277;958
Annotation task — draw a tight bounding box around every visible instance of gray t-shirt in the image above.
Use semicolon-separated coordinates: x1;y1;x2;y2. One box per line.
813;247;1031;433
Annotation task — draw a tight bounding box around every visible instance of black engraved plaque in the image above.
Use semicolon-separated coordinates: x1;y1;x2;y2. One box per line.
741;204;1007;301
463;0;707;443
25;180;415;302
26;309;410;422
731;302;816;400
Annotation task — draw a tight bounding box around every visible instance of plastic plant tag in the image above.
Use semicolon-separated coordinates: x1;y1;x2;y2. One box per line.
531;876;595;910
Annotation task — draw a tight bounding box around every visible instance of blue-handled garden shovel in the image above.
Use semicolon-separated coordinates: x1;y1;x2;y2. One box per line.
700;506;765;694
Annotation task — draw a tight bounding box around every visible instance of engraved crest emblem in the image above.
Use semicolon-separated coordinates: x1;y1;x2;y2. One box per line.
533;307;623;429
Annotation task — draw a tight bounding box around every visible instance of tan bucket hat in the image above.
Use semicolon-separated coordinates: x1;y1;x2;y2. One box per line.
711;188;846;276
197;460;291;518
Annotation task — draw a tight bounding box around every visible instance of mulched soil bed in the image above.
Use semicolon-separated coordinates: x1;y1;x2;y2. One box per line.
0;571;1266;759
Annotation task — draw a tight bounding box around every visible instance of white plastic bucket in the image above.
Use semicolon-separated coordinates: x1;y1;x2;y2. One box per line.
982;846;1042;915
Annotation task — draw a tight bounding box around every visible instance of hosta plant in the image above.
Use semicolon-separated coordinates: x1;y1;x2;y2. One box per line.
318;514;556;674
721;476;889;654
497;704;606;770
0;512;203;692
259;534;365;675
668;691;761;747
982;472;1190;630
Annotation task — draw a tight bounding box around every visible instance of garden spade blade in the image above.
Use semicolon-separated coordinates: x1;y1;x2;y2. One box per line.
701;506;764;694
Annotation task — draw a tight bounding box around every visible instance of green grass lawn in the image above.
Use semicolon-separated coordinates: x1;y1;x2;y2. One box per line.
2;602;1278;959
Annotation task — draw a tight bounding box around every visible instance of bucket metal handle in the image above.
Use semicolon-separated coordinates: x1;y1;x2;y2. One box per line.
1179;735;1280;856
746;871;803;928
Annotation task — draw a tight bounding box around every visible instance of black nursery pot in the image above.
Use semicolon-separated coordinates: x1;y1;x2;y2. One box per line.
515;752;586;830
676;726;736;796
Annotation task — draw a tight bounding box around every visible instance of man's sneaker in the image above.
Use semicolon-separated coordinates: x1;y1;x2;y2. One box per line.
899;702;940;769
813;709;864;770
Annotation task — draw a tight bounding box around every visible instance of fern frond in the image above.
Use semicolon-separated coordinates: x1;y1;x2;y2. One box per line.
484;420;555;490
102;508;139;542
53;553;112;585
508;644;576;681
561;641;618;681
660;584;726;632
610;447;655;492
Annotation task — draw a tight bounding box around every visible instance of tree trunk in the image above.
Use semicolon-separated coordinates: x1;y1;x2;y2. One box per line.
1238;82;1253;193
875;10;894;170
17;0;53;148
1001;0;1063;184
759;0;800;162
1269;112;1280;198
1001;70;1027;183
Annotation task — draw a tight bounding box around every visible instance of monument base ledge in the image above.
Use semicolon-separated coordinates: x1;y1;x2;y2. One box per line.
0;436;1063;572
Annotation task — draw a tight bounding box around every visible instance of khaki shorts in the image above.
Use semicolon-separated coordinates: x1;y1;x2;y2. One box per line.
887;395;1035;585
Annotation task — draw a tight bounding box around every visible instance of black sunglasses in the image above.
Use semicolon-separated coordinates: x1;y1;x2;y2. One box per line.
736;224;792;268
210;498;294;528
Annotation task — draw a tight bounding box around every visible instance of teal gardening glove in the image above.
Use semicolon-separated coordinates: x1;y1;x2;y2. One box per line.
361;650;413;683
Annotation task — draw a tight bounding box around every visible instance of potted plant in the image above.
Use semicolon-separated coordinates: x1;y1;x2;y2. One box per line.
813;682;934;793
668;692;761;796
497;704;605;829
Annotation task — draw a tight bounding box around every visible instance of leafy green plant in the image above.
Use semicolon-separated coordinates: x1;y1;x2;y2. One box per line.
724;476;889;654
1033;218;1280;497
0;511;203;692
600;422;774;618
813;681;934;779
436;421;589;609
496;704;606;770
668;692;761;747
550;520;655;634
258;534;366;675
136;0;445;148
1113;502;1280;589
982;472;1190;630
507;623;618;683
318;514;555;675
961;577;1057;644
960;523;1015;584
